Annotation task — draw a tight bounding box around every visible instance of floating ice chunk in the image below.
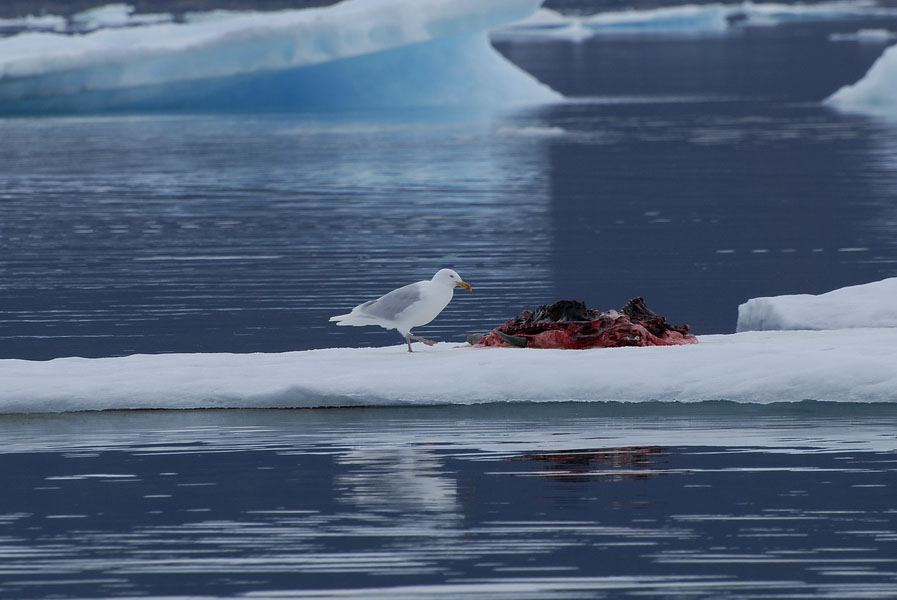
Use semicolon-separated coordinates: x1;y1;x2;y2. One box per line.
491;8;593;42
0;13;67;34
496;125;566;137
493;1;897;42
741;0;891;22
829;28;897;43
826;44;897;119
494;4;731;40
737;278;897;332
72;4;137;29
583;4;730;35
70;3;173;31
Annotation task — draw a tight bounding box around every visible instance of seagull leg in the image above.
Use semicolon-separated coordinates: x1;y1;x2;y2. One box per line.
411;335;437;346
404;333;414;353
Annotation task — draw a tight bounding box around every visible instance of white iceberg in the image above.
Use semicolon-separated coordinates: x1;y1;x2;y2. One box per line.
826;44;897;119
0;0;559;113
737;278;897;332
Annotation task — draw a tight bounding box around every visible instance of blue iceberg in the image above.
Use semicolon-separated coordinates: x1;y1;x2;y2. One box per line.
0;0;560;113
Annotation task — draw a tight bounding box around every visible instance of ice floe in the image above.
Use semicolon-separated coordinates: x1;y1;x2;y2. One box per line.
737;278;897;332
826;44;897;119
3;278;897;413
1;326;895;414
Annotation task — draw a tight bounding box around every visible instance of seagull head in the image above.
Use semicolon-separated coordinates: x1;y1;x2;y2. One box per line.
434;268;472;291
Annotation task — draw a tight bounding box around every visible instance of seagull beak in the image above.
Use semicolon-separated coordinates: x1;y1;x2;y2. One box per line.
457;280;472;291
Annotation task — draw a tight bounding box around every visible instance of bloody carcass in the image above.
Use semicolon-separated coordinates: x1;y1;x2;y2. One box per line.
468;297;696;349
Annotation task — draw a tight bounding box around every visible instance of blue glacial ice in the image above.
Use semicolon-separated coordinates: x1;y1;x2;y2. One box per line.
0;0;560;113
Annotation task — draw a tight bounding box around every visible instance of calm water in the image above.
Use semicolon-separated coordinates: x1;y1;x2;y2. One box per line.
1;404;897;599
2;15;897;600
2;19;897;359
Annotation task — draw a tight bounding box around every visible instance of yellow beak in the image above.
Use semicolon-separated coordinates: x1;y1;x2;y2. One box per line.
457;280;472;291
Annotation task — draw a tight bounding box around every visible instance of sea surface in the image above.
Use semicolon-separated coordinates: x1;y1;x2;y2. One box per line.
2;12;897;600
2;18;897;358
3;404;897;599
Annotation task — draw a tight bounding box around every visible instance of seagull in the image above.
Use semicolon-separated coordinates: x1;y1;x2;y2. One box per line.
329;268;472;352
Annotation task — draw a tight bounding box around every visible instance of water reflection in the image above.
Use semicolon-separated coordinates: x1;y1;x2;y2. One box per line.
0;406;896;599
511;446;667;480
335;446;459;516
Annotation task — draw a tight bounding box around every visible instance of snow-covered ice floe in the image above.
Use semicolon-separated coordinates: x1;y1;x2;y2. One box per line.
0;0;559;113
737;277;897;332
826;44;897;119
2;327;896;414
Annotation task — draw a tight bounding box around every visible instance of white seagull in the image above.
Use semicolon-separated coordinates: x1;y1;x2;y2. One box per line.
329;268;472;352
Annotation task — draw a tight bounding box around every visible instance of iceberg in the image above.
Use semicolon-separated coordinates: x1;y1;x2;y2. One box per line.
826;44;897;119
0;0;559;113
737;278;897;332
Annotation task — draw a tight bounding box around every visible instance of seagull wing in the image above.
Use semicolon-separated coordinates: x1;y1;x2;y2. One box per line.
329;282;423;325
357;283;423;320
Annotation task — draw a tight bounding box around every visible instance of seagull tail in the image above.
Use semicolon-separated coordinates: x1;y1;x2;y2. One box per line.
329;313;381;327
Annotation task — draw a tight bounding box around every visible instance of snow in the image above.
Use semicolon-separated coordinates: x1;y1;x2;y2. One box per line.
737;278;897;332
4;278;897;413
826;44;897;119
1;327;895;415
0;0;559;113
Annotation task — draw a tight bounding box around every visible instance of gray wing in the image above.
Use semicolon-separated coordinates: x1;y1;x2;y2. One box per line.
356;283;422;320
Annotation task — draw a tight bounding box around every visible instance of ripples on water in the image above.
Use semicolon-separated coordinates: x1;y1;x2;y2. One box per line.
3;20;897;359
1;404;896;599
0;113;556;358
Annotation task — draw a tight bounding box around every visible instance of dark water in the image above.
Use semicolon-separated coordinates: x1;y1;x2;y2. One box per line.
2;404;897;599
2;19;897;359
